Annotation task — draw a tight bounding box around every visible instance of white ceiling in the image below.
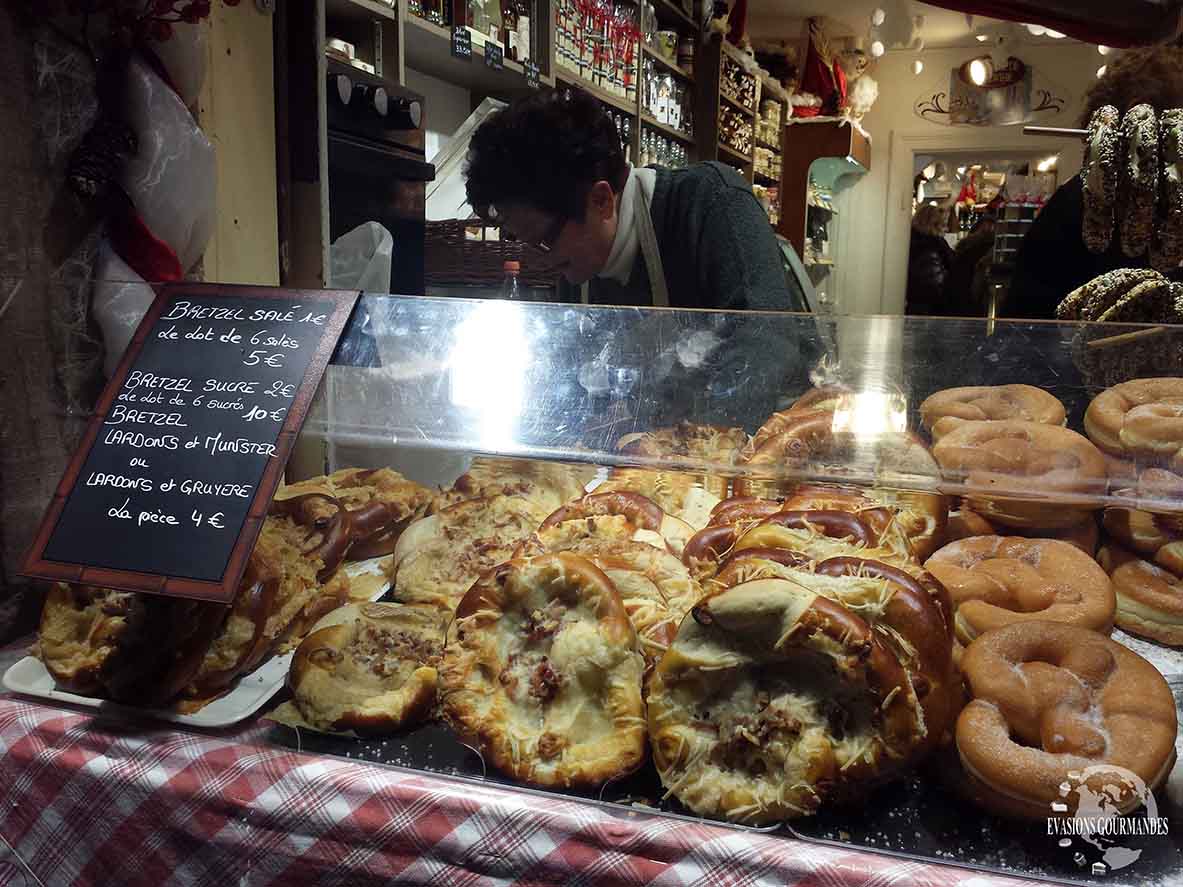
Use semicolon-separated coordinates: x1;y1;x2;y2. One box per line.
748;0;1076;50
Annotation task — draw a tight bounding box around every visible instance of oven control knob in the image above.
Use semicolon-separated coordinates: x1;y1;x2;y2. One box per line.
330;73;353;106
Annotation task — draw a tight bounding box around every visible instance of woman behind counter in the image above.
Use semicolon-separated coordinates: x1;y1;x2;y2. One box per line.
905;204;955;316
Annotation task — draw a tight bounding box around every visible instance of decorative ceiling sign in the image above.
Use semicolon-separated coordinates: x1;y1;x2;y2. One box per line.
913;58;1069;127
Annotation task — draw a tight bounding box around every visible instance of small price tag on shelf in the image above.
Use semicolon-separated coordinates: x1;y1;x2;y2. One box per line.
485;42;504;70
523;58;540;89
20;283;359;603
451;26;472;61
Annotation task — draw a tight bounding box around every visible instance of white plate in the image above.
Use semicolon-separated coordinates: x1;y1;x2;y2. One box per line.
3;556;393;728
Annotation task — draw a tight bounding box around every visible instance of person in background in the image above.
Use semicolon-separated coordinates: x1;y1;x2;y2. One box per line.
1009;44;1183;318
944;216;996;316
464;87;793;312
906;203;955;316
463;87;816;427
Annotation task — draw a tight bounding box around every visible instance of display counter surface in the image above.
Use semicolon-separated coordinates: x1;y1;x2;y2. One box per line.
0;692;1037;887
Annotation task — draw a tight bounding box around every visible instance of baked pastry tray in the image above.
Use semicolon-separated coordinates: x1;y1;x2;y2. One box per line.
266;640;1183;887
2;557;394;729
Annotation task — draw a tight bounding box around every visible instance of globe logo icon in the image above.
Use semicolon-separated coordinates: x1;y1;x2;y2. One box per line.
1051;765;1159;874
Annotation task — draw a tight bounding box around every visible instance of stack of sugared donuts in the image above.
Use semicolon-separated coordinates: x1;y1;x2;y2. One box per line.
1086;378;1183;645
917;383;1177;822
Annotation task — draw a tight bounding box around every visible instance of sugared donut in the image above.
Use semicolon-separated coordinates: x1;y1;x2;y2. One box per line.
1103;505;1183;577
1081;105;1120;254
956;621;1176;821
925;537;1115;647
919;385;1066;443
1084;378;1183;472
943;505;1099;556
932;420;1107;529
1098;544;1183;646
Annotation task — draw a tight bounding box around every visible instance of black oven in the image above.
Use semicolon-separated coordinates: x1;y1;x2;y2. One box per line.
325;59;435;297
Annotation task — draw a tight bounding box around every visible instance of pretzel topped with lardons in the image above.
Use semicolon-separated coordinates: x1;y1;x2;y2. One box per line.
525;491;696;557
269;493;354;581
956;622;1177;821
646;578;928;823
440;553;646;788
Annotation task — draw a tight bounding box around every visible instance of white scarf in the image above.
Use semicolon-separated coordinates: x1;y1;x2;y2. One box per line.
598;165;657;285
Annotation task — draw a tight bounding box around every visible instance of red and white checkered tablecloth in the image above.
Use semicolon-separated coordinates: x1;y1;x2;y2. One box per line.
0;696;1044;887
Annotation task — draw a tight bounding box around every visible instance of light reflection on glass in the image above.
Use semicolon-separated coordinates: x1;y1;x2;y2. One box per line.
447;300;529;448
831;390;908;435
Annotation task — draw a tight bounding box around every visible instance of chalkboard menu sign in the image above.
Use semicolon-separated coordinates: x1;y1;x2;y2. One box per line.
484;43;503;70
22;283;359;603
451;26;472;61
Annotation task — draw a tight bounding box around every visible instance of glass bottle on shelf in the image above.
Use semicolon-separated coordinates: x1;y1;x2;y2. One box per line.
500;260;522;300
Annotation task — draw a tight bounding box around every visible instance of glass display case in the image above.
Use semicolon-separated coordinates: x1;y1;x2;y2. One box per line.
18;284;1183;886
290;293;1183;885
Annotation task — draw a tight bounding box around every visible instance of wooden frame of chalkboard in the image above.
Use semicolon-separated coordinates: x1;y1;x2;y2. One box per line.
20;283;360;604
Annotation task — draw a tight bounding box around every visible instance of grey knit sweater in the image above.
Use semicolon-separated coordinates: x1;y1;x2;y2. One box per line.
583;162;816;426
587;161;793;311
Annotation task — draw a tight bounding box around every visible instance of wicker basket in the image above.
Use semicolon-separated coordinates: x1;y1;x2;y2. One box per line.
424;220;564;288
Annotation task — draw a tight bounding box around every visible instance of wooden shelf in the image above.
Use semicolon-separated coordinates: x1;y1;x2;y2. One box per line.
806;258;835;267
641;114;694;144
653;0;697;31
755;139;780;152
754;170;779;186
718;142;752;164
555;70;636;115
720;90;756;117
325;0;398;23
642;45;694;82
404;16;544;95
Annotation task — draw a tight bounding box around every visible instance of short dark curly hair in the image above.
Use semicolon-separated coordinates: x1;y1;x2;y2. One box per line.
1082;45;1183;125
464;88;629;223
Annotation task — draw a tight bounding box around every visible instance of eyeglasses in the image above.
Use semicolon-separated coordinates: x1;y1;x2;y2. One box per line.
532;214;567;253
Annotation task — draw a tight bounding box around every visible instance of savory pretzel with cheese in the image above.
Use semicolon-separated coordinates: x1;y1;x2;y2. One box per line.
920;385;1066;443
932;421;1108;528
924;537;1115;647
647;578;927;823
289;601;448;735
521;491;696;557
1084;378;1183;472
707;552;958;750
956;621;1177;821
440;553;646;788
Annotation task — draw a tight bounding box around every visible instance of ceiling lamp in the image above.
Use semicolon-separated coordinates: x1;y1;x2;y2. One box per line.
1045;29;1066;39
1097;64;1108;79
870;39;886;58
871;7;887;27
969;58;990;86
975;33;989;42
1025;23;1046;36
912;58;924;75
1037;156;1058;172
1098;44;1111;55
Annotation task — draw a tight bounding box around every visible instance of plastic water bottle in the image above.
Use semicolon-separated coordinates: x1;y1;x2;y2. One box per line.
500;260;522;300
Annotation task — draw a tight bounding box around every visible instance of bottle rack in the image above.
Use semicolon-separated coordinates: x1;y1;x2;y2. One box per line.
695;36;760;183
